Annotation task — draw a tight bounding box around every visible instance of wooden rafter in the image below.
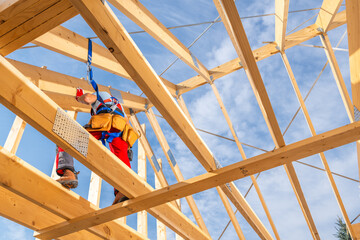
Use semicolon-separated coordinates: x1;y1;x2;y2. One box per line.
32;26;178;96
0;55;210;240
145;108;209;235
176;10;346;95
8;58;150;112
0;0;77;56
275;0;289;51
108;0;212;82
214;1;320;238
0;146;147;240
33;119;360;239
315;0;342;32
128;113;180;210
346;0;360;182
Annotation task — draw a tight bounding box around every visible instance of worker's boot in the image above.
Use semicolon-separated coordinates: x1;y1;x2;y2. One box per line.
112;192;129;205
56;169;79;189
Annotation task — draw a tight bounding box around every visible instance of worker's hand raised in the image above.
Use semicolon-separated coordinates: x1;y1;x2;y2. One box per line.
75;87;84;101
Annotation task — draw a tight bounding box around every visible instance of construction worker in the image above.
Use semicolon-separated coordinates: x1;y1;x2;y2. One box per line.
55;88;135;204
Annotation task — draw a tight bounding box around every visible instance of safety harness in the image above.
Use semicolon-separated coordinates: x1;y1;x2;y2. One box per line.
87;39;125;146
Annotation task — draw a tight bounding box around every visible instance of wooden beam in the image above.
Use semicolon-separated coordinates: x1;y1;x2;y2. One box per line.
281;51;356;239
214;1;319;238
0;146;147;240
4;115;26;154
216;186;246;240
0;186;101;240
353;223;360;239
346;0;360;181
32;26;177;96
275;0;289;51
33;120;360;239
315;0;342;32
0;55;209;240
8;58;150;112
137;124;148;237
320;33;354;122
176;10;346;95
108;0;212;82
155;160;166;240
0;0;77;56
128;113;178;210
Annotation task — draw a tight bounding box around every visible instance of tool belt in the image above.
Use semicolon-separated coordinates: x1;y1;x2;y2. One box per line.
85;113;139;148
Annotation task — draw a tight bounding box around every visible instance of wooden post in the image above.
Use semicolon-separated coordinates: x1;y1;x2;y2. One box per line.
137;124;148;237
275;0;289;51
145;108;209;235
280;51;356;239
4;116;26;154
129;112;180;210
156;159;166;240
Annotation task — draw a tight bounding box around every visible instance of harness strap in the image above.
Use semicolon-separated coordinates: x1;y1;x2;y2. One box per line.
100;131;122;146
87;39;124;116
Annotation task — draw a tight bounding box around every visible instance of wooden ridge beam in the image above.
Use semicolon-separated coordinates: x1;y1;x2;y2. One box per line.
108;0;212;82
214;1;319;238
315;0;342;33
34;120;360;239
7;58;150;112
0;55;209;239
275;0;289;51
176;10;346;95
32;26;177;96
0;146;147;240
0;0;77;56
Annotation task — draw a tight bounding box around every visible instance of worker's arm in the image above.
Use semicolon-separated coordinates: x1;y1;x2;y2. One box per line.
77;93;97;105
75;88;97;105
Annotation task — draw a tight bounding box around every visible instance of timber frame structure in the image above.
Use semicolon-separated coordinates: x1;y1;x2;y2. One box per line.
0;0;359;239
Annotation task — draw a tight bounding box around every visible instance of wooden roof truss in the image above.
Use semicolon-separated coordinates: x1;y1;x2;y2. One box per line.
0;0;358;239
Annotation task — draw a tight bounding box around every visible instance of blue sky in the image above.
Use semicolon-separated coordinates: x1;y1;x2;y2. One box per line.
0;0;359;239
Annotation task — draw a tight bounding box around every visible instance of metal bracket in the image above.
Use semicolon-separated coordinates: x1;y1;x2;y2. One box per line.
190;51;199;69
239;61;243;67
52;108;89;157
275;45;280;51
151;155;161;172
354;105;360;122
175;89;180;96
167;149;177;167
317;27;325;33
110;88;124;104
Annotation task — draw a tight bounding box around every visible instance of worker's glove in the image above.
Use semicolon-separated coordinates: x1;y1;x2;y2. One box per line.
75;88;84;101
